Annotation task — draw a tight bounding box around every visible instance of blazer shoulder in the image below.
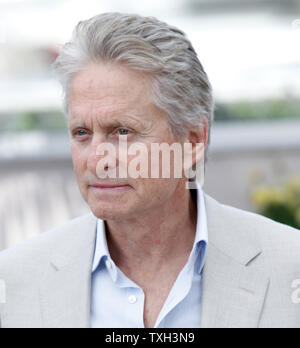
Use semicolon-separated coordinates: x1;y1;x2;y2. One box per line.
221;200;300;247
204;193;300;267
0;213;96;272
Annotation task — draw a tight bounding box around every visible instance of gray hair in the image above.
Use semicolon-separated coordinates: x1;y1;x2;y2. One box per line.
53;12;214;163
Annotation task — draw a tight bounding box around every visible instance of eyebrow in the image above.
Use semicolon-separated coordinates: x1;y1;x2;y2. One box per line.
69;113;151;130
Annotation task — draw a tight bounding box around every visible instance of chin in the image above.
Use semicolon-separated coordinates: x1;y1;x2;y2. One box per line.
89;201;131;221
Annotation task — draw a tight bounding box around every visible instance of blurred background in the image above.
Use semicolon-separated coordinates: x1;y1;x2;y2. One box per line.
1;0;300;250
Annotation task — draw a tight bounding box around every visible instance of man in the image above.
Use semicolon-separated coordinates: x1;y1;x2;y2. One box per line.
0;13;300;328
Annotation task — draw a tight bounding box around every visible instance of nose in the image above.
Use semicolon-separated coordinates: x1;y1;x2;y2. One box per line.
87;139;118;179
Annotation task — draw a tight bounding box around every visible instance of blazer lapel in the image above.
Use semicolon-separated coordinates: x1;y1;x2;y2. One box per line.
39;214;97;328
201;194;270;328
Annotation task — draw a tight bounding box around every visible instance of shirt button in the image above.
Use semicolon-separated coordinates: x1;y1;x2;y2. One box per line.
105;260;112;269
128;295;137;304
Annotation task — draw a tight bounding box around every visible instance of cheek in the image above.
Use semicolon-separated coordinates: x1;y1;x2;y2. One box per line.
71;145;87;176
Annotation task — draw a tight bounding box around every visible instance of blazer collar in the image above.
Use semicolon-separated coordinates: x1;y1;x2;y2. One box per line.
203;193;262;266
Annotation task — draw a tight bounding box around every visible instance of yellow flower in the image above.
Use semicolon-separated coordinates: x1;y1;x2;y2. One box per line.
251;175;300;227
284;176;300;207
251;187;285;207
287;176;300;191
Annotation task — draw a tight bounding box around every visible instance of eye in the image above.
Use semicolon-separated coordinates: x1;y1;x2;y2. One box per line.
117;128;131;136
72;128;89;140
76;129;88;136
112;127;133;137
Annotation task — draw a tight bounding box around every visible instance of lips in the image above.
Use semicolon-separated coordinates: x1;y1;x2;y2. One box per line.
92;185;127;189
89;183;130;189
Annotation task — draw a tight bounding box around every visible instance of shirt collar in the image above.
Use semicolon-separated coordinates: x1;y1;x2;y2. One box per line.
189;182;208;274
92;218;110;272
92;182;208;274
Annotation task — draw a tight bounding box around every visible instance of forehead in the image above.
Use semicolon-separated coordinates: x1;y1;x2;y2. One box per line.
69;62;154;116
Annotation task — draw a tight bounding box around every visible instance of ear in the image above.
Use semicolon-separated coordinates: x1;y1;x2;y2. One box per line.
184;117;208;168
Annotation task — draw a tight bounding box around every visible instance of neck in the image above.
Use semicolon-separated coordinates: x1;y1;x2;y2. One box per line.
105;181;198;275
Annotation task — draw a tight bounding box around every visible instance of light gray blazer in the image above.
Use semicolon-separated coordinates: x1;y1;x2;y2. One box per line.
0;193;300;328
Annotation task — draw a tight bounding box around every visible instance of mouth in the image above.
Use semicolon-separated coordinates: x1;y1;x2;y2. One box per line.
89;184;131;192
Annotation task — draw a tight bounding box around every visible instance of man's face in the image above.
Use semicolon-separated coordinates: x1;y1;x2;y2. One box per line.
69;62;186;221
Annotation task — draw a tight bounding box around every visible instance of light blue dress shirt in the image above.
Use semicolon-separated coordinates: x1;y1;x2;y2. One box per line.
90;184;208;328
